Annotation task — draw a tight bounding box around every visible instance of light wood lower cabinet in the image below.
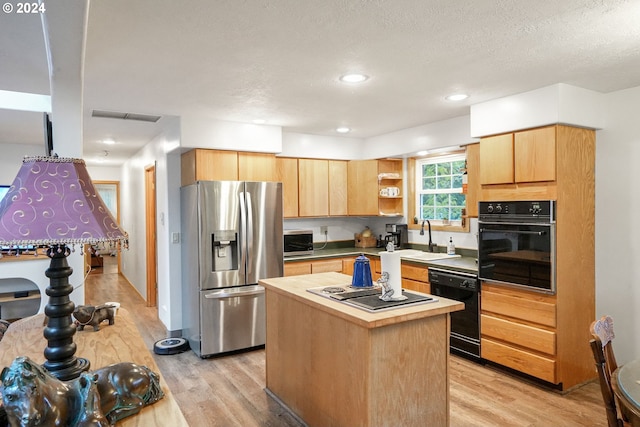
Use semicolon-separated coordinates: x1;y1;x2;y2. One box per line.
401;262;430;294
341;257;357;276
283;262;311;277
310;258;343;274
481;338;556;384
372;258;430;293
284;257;356;277
481;283;557;384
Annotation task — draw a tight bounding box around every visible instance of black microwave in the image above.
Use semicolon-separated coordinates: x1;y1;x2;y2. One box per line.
283;229;314;256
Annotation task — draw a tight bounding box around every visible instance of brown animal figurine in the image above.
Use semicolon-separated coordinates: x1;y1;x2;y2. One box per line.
73;304;116;331
0;356;164;427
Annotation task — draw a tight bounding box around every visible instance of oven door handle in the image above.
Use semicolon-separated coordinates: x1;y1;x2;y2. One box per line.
479;228;547;236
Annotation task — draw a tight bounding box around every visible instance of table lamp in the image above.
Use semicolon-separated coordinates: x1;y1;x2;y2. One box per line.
0;156;128;381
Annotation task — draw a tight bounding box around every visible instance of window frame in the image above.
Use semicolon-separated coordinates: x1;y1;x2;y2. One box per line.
407;151;469;233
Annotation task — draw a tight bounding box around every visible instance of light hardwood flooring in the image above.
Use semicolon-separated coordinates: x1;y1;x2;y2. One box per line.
86;259;607;427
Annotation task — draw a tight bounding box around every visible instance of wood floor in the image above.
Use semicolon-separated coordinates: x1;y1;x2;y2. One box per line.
86;259;608;427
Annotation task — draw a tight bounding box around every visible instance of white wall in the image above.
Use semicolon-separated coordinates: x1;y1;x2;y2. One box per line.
0;144;45;184
119;117;182;332
367;115;478;159
280;133;365;159
86;165;121;181
470;84;603;137
181;114;282;153
595;85;640;364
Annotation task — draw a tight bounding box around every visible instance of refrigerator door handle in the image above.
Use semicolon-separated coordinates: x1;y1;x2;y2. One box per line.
203;286;265;299
246;192;254;275
239;191;247;276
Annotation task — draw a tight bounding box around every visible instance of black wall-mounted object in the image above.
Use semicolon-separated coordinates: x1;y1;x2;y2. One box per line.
43;113;53;156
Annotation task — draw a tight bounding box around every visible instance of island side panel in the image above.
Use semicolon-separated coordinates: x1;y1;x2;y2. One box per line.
266;288;370;426
369;314;450;427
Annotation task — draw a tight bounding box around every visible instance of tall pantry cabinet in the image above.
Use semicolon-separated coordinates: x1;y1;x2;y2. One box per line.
478;124;596;391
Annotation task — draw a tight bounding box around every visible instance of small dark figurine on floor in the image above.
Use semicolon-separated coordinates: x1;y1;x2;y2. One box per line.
73;304;116;331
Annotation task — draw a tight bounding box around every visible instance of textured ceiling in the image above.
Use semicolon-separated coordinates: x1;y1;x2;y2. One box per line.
1;0;640;165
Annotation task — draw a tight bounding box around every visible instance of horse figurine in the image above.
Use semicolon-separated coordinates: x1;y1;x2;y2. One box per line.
0;356;164;427
73;372;110;427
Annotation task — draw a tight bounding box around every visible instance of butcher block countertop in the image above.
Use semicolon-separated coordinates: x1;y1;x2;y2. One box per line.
260;272;463;427
260;271;464;329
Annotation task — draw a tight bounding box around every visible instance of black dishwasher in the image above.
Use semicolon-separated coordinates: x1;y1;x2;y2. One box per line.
428;267;480;361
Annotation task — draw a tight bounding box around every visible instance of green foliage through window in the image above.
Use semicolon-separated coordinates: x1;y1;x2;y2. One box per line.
416;154;466;222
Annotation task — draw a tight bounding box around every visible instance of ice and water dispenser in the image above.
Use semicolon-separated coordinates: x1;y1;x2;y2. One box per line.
211;231;238;272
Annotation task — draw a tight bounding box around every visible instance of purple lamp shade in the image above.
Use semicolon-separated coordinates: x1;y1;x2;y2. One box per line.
0;156;128;248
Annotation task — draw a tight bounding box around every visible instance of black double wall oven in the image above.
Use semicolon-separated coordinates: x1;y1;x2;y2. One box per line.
478;200;556;294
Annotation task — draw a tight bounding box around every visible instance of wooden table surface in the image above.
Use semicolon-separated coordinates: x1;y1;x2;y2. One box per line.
0;308;189;426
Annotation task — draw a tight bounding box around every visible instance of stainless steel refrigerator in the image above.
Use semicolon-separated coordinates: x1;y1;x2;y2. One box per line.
181;181;283;357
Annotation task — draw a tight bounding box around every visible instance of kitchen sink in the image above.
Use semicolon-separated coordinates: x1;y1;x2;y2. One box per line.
393;249;461;261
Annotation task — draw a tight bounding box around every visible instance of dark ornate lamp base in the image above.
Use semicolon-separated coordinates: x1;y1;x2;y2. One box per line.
43;245;91;381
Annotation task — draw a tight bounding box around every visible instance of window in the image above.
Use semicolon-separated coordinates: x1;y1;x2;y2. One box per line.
0;185;9;202
415;153;466;224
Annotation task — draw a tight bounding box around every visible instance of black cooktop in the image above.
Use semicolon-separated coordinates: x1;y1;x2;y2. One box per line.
346;292;434;311
306;285;436;312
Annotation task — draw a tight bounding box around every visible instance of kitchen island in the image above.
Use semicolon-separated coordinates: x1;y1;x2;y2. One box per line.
260;272;464;427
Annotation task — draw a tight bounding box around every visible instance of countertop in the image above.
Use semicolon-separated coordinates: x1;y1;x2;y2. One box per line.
259;271;464;329
284;246;479;274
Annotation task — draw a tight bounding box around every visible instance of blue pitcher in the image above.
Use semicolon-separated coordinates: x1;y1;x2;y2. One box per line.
352;254;374;288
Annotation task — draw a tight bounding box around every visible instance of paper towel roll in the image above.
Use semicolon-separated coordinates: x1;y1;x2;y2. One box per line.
380;251;403;300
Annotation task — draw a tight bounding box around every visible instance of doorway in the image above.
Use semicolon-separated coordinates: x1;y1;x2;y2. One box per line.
145;165;158;308
93;181;122;274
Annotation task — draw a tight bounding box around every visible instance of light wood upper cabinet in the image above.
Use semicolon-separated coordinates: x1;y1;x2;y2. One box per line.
514;127;556;183
479;133;514;185
181;149;238;185
329;160;348;216
238;152;277;181
181;149;276;185
347;160;380;216
479;126;556;186
298;159;329;217
276;157;299;218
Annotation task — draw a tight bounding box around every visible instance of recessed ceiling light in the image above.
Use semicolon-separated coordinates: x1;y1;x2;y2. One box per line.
252;119;267;124
416;150;428;156
339;74;369;84
445;93;469;101
336;127;351;134
102;138;115;145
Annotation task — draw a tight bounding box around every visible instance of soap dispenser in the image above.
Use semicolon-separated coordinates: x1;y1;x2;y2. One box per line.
447;237;455;255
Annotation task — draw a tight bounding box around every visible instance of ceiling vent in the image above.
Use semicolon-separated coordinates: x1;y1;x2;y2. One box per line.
92;110;162;123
